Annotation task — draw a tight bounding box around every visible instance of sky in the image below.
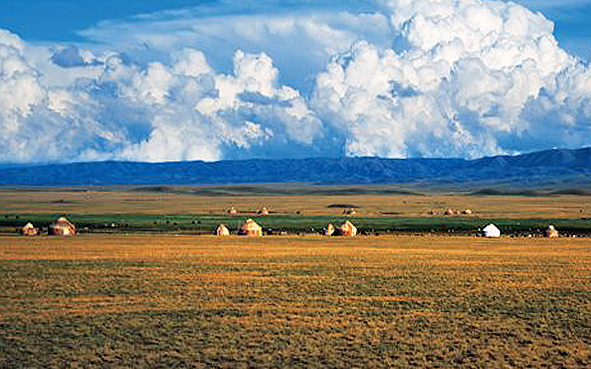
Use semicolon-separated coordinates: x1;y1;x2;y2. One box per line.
0;0;590;162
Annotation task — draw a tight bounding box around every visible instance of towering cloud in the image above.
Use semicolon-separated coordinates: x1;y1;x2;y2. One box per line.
312;0;588;158
0;33;323;162
0;0;590;163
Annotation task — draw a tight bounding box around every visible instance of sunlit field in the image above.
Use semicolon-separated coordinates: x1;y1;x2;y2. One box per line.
1;234;590;367
1;186;591;218
2;186;591;236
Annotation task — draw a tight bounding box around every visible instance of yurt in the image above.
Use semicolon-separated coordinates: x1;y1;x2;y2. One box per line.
545;225;559;238
216;224;230;236
444;208;454;216
325;223;335;236
49;216;76;236
238;219;263;236
339;220;357;237
227;207;238;215
21;222;39;236
482;224;501;238
258;206;269;215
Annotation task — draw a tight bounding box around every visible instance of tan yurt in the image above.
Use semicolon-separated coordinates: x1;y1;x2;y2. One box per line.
343;209;358;216
545;225;559;238
339;220;357;237
238;219;263;236
258;206;269;215
463;209;473;215
216;224;230;236
49;216;76;236
21;222;39;236
444;208;454;216
325;223;335;236
227;207;238;215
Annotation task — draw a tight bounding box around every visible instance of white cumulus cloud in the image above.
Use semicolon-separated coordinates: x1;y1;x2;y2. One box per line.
311;0;590;158
0;0;590;163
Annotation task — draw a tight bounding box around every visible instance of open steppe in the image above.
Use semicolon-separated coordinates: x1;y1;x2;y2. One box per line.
1;234;591;367
1;185;591;218
1;186;591;235
1;186;591;367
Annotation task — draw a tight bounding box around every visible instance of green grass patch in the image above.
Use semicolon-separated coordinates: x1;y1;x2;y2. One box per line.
2;213;591;235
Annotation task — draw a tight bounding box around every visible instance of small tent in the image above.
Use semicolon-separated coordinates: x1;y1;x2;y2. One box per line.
49;216;76;236
227;207;238;215
463;209;473;215
21;222;39;236
258;206;269;215
238;219;263;236
444;208;454;216
343;209;358;216
482;224;500;238
545;225;559;238
339;220;357;237
325;223;335;236
216;224;230;236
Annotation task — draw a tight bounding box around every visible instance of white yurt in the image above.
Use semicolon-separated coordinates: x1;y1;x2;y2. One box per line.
482;224;501;238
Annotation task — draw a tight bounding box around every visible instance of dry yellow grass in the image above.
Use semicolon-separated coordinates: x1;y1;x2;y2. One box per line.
1;234;591;367
1;188;591;218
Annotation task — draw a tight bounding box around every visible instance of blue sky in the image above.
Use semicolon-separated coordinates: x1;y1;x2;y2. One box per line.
2;0;589;60
0;0;590;162
2;1;213;42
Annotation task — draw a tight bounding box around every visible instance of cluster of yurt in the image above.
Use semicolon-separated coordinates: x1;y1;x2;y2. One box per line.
215;219;359;237
213;219;557;238
226;206;270;215
216;219;264;236
480;224;560;238
19;216;76;237
443;208;473;216
14;212;563;240
325;221;357;237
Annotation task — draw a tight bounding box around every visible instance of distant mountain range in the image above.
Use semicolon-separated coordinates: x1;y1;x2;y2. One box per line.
0;147;590;188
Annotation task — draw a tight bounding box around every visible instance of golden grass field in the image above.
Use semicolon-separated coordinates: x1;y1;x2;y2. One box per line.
1;234;591;367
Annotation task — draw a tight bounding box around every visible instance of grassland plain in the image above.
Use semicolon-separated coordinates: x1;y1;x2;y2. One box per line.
2;187;591;235
1;186;591;218
1;234;591;367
